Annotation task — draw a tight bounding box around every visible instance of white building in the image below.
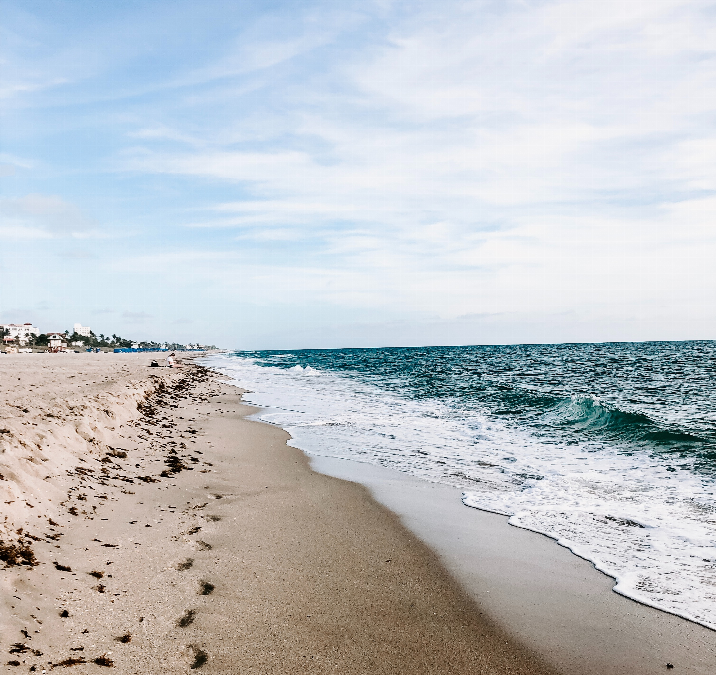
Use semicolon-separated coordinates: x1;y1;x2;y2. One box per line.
47;332;66;349
1;323;39;346
73;323;91;337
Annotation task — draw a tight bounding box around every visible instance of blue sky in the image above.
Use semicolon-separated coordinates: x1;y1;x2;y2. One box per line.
2;0;716;348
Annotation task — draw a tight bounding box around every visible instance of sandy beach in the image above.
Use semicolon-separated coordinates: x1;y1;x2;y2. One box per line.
1;354;555;673
1;353;714;673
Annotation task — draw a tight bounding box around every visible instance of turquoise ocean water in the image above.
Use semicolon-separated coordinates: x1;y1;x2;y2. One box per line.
208;342;716;630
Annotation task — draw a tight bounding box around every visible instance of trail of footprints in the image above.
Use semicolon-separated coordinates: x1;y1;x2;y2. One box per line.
45;500;222;671
5;365;227;671
172;500;222;671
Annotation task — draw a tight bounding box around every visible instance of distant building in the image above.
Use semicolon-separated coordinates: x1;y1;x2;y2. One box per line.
73;323;91;337
47;332;66;349
1;323;39;346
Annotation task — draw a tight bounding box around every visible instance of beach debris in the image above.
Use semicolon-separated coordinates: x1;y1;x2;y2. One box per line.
53;562;72;572
0;537;38;566
93;654;114;667
666;664;674;669
94;584;106;593
6;660;20;666
107;448;127;458
59;609;70;618
54;656;86;667
177;609;197;627
176;558;194;571
115;633;131;644
161;449;190;476
88;570;104;578
8;643;31;654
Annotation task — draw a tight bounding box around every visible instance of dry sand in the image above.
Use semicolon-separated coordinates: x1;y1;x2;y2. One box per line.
1;354;556;673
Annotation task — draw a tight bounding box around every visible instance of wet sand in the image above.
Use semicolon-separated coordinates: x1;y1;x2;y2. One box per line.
312;457;716;675
1;355;555;673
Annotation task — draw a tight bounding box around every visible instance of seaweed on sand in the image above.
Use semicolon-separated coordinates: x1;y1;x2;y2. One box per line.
0;538;38;567
55;656;87;667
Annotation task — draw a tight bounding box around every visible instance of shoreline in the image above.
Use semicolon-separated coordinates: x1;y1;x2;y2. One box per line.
1;355;556;673
307;455;716;674
2;354;714;673
206;354;716;673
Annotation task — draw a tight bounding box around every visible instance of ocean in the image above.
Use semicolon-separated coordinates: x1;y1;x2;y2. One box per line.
206;342;716;630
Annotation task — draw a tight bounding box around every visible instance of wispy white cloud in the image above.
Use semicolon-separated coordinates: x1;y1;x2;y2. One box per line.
0;194;104;238
118;0;716;324
4;0;716;345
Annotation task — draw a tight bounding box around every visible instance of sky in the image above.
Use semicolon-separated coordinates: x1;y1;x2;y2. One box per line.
2;0;716;349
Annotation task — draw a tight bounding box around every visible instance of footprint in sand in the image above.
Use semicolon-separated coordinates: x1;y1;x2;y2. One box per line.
177;609;196;627
198;580;214;595
190;646;208;669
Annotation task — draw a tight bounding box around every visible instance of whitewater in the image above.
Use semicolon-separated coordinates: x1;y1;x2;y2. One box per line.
206;342;716;631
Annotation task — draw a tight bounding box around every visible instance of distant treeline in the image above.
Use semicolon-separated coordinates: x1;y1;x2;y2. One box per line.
30;331;201;350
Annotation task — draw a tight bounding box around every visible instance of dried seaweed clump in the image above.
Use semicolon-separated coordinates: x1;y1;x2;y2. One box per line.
0;538;38;567
55;656;86;667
